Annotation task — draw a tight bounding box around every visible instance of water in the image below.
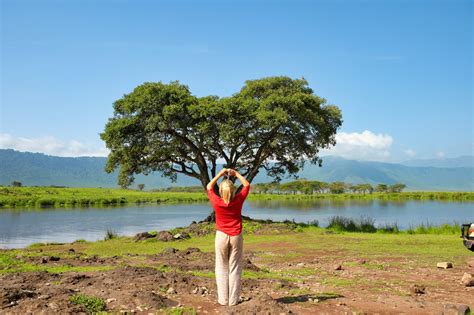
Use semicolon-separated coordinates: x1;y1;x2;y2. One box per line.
0;199;473;248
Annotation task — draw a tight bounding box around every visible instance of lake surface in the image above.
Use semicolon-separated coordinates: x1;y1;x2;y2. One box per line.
1;199;473;248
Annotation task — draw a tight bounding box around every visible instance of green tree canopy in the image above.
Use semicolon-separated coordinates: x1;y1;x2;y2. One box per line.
388;183;406;193
100;76;343;189
376;184;388;193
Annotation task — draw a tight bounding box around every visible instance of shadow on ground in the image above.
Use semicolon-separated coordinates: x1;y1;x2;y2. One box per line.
276;293;343;304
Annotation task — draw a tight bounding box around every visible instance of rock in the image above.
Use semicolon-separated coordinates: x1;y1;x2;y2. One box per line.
167;287;177;294
411;284;426;294
334;264;343;271
49;256;60;262
68;248;75;253
444;303;471;315
437;262;453;269
296;263;305;267
41;256;49;263
157;231;174;242
173;232;190;240
38;294;51;300
192;286;208;295
461;273;474;287
106;298;117;303
47;302;59;310
134;232;155;241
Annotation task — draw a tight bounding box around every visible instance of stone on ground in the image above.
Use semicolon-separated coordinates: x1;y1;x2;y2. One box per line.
436;262;453;269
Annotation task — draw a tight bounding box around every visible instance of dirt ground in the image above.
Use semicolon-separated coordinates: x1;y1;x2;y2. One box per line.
1;221;473;314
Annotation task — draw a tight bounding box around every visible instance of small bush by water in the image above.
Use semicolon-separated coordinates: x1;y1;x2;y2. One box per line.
104;229;118;240
327;216;376;233
327;216;460;234
377;222;400;233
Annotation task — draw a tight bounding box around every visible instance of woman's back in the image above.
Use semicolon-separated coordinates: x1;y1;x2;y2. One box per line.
207;185;250;236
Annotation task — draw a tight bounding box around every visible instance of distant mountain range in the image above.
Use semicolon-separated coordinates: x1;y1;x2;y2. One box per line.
401;156;474;168
0;149;473;191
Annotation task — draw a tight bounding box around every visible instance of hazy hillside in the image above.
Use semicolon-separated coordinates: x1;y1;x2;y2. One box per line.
401;156;474;168
1;149;473;191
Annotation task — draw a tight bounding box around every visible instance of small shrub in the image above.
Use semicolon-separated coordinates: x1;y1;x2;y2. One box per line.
327;216;376;233
104;229;118;241
69;294;106;313
294;226;304;233
378;222;400;233
327;216;353;231
359;217;376;233
167;307;197;315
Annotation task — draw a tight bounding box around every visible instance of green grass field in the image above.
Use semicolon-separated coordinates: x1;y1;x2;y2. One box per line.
1;186;473;209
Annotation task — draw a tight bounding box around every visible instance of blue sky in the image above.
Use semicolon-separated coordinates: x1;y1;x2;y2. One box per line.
1;0;472;162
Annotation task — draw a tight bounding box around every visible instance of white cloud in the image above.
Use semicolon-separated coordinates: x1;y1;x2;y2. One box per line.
321;130;393;161
0;133;109;157
403;149;417;157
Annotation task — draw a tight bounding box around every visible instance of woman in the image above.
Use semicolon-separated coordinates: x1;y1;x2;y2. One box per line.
206;168;250;306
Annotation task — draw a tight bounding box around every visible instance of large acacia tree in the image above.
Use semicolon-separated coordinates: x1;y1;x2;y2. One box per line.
100;76;343;193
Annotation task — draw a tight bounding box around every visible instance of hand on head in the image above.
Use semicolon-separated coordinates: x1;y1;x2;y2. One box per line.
221;168;236;178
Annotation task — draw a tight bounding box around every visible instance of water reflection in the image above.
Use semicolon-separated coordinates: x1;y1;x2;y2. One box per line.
251;199;384;210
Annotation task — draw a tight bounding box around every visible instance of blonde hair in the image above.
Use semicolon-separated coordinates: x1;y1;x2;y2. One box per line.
219;179;236;204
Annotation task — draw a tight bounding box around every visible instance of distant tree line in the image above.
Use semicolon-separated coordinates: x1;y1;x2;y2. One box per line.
8;181;69;188
157;180;406;194
251;180;406;194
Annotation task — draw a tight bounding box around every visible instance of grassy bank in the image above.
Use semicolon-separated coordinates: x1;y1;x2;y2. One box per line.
0;219;470;275
1;186;473;209
0;186;208;208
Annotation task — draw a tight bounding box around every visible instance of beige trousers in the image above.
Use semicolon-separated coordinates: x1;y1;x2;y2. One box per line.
215;230;243;306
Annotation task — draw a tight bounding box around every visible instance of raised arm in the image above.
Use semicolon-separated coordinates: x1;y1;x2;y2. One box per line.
232;169;250;187
206;168;228;191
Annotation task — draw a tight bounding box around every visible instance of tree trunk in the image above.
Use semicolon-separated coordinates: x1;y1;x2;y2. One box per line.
200;211;216;223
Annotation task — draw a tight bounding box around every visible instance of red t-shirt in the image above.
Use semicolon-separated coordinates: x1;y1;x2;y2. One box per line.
207;185;250;236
